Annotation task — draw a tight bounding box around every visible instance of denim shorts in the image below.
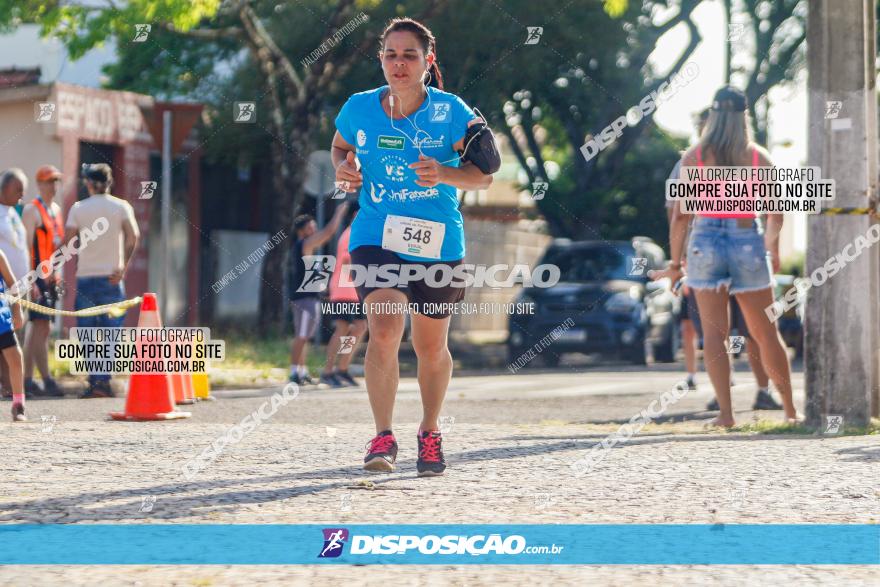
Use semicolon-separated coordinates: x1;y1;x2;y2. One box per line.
75;276;125;384
686;217;773;294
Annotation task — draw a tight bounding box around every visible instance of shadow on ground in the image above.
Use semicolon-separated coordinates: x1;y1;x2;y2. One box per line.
2;420;856;524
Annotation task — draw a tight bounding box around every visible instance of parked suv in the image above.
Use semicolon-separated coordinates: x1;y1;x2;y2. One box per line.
507;237;678;366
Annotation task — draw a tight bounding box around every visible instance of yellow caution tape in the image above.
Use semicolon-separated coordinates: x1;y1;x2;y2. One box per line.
1;294;142;318
819;207;876;216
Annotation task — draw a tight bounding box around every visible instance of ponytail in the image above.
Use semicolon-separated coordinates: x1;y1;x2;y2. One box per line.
426;60;444;90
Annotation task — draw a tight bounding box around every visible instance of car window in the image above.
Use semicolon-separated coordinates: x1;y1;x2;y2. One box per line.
542;247;630;282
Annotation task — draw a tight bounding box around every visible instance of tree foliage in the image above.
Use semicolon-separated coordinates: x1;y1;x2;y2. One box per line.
0;0;815;321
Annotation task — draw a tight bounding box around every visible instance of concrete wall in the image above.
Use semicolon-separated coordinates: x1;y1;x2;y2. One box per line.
451;218;552;341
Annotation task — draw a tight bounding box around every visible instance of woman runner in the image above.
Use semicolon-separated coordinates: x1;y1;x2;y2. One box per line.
331;17;496;475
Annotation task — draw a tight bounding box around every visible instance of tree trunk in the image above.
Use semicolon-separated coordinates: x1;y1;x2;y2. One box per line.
257;101;320;332
257;128;303;334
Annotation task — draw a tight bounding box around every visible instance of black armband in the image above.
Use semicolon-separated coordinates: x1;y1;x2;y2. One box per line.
458;121;501;175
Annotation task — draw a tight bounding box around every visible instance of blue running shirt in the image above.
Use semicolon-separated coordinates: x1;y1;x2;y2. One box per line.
0;278;14;335
335;86;477;261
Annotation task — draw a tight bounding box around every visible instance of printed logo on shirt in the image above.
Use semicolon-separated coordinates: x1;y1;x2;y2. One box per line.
430;103;451;122
391;187;439;201
380;154;408;183
356;129;367;147
369;181;387;203
367;181;438;203
377;135;405;150
367;181;437;203
416;134;445;149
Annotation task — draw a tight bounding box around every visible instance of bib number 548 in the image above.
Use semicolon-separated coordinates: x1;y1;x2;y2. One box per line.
402;227;432;244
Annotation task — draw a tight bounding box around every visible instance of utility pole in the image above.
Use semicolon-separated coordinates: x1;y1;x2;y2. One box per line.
805;0;879;427
161;110;172;326
723;0;732;84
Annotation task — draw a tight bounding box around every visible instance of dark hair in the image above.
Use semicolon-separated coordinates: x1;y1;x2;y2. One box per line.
294;214;314;231
82;163;113;192
379;17;444;90
711;85;748;112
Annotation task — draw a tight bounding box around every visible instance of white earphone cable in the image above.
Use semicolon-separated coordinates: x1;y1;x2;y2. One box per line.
386;67;485;167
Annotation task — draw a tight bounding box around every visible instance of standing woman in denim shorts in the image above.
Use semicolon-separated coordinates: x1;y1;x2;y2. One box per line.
652;86;797;427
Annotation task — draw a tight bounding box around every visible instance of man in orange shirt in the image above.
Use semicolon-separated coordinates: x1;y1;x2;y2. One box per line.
21;165;65;397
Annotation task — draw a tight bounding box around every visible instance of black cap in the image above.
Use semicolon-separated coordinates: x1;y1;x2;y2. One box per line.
711;86;748;112
81;163;112;183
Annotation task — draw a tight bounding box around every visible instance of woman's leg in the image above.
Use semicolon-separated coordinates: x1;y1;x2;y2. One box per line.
693;287;735;427
5;341;24;420
363;289;407;433
734;288;797;419
323;320;349;374
23;321;34;380
744;336;770;388
681;319;697;378
410;311;452;433
3;344;23;397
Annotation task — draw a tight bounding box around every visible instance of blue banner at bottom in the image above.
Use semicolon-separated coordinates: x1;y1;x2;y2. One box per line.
0;524;877;565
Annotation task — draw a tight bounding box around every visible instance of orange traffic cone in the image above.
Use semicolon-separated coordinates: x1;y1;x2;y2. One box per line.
183;370;196;403
110;293;191;421
170;372;195;405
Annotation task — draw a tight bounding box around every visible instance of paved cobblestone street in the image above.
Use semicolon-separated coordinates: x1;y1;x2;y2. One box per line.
1;367;878;585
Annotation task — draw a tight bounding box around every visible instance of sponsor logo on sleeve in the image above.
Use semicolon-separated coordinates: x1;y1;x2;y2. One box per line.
430;103;451;122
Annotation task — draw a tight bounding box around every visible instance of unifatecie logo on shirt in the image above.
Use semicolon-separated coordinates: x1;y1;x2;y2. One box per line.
368;181;437;203
377;135;404;150
369;181;387;203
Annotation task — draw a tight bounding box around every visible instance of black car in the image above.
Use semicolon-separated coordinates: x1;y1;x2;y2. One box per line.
507;237;678;366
